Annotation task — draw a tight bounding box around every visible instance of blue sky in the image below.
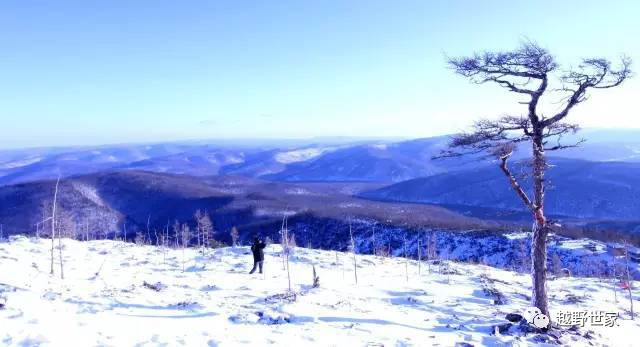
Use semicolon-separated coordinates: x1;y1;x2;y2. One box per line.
1;1;638;148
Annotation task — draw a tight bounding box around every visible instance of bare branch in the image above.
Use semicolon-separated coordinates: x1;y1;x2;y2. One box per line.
542;121;580;137
448;41;556;82
544;56;632;126
448;41;555;125
543;140;585;152
434;115;532;159
486;75;536;95
497;149;535;213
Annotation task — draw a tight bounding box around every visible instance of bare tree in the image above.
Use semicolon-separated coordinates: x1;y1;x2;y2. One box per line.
286;232;297;288
56;208;77;279
441;42;632;315
146;214;151;245
164;219;170;248
417;237;422;276
153;228;159;246
181;223;191;272
612;250;619;303
371;223;376;254
403;234;409;282
172;220;180;248
425;231;437;273
624;242;635;320
194;210;203;252
348;219;358;285
280;215;295;292
160;231;167;265
230;226;239;247
50;176;60;276
280;215;288;270
200;213;213;255
134;230;145;245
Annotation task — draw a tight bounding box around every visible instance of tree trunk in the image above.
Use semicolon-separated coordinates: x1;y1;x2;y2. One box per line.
531;133;549;316
612;249;618;303
58;227;64;279
417;238;421;276
624;242;635;320
280;216;287;271
531;224;549;315
403;234;408;282
371;225;376;254
349;221;358;285
50;176;60;275
146;215;151;245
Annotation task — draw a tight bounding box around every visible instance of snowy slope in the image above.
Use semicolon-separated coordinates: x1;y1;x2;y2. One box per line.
274;147;336;164
1;237;639;346
360;158;640;220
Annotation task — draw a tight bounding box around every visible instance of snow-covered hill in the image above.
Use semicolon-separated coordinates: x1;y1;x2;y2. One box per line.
1;237;638;346
3;129;639;187
360;158;640;221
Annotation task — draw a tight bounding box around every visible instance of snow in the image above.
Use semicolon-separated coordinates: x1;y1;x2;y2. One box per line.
0;157;42;169
284;187;311;195
253;209;297;217
337;224;640;281
274;148;332;164
71;182;107;207
219;154;245;165
338;202;362;209
504;233;530;241
1;236;639;346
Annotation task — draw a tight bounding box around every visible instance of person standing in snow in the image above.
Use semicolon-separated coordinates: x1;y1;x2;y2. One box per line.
249;237;266;274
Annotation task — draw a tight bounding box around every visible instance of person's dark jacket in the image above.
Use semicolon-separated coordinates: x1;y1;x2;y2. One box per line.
251;240;266;261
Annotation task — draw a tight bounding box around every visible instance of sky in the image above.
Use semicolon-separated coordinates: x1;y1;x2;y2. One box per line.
0;1;638;149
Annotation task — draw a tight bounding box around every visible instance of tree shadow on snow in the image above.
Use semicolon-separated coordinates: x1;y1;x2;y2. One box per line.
293;316;431;331
116;311;217;319
385;289;428;297
110;300;214;319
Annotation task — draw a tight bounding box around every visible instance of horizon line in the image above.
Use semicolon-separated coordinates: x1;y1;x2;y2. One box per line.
1;126;639;152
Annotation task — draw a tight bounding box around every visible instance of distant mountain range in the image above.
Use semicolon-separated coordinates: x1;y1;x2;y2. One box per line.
0;170;491;237
361;158;640;220
2;129;638;186
1;129;639;238
0;143;192;185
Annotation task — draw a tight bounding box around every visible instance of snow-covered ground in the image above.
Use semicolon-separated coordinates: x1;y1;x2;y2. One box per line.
0;157;42;170
274;147;335;164
1;236;639;346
